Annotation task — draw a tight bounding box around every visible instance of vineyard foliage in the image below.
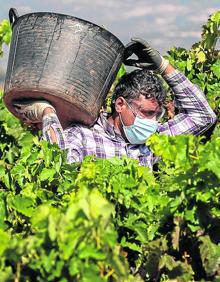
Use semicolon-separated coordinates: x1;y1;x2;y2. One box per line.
0;10;220;282
166;11;220;117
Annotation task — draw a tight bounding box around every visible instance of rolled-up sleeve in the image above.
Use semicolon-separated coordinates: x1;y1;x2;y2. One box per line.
42;113;67;150
42;113;84;163
158;70;217;136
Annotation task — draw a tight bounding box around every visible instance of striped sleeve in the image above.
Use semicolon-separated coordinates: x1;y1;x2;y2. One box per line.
42;113;84;163
158;70;217;136
64;126;84;163
42;113;67;150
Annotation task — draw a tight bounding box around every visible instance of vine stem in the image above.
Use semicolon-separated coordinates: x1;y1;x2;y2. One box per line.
14;261;21;282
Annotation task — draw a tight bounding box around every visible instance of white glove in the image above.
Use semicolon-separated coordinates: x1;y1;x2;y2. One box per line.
13;100;56;123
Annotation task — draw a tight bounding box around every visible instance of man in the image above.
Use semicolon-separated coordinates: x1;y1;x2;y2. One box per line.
14;38;217;169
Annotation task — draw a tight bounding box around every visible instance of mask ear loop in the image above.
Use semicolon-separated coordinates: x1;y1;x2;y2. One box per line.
157;107;166;121
124;99;137;118
118;98;133;127
119;112;125;127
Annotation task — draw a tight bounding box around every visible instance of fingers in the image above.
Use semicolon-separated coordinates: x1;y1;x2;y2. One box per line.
131;37;155;53
124;59;139;66
124;41;136;49
124;58;153;69
17;112;39;124
124;37;152;61
16;112;36;126
136;62;154;68
13;102;25;112
124;41;143;52
131;37;150;47
13;99;37;108
124;41;140;60
124;37;161;70
23;119;38;125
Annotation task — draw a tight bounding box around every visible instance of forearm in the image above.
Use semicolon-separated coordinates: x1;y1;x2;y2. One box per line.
164;70;216;120
41;109;85;164
161;63;175;75
42;109;67;150
42;108;58;144
159;69;216;136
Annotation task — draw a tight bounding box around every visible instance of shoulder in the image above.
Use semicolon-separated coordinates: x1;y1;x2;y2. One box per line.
64;120;101;139
64;123;87;135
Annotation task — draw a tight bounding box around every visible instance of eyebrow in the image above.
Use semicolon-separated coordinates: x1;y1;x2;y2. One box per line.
138;105;160;111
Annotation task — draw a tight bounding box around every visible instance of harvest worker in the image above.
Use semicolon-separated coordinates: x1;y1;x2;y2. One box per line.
14;38;217;170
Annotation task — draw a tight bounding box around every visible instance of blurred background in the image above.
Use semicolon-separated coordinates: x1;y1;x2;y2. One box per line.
0;0;219;87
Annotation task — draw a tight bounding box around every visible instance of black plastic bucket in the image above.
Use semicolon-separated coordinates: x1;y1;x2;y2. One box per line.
4;8;124;128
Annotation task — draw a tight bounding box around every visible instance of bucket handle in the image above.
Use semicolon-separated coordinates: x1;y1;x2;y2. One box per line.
9;8;19;27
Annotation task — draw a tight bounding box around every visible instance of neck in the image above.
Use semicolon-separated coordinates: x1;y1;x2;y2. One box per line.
108;113;131;143
108;112;123;136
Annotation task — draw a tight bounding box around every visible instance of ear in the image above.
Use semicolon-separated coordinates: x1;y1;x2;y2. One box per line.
115;97;126;113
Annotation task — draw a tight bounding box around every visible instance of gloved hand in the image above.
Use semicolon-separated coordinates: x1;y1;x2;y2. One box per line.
124;37;169;74
13;100;56;123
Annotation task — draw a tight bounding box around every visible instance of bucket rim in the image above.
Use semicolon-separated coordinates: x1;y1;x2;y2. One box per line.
9;9;124;47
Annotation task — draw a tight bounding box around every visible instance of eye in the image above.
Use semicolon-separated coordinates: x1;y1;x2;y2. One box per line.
141;110;156;117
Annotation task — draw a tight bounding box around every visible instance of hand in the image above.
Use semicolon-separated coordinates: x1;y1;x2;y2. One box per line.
124;37;169;74
13;100;56;124
165;101;175;119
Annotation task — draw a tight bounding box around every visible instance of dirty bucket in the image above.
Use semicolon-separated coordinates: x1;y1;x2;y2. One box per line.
4;8;125;128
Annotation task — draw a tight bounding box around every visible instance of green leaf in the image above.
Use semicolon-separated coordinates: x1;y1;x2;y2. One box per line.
186;58;192;71
211;60;220;79
0;230;9;255
8;195;35;217
78;245;106;260
0;193;6;229
81;264;105;282
40;167;56;181
120;237;141;252
159;254;178;271
48;213;57;241
211;11;220;23
88;189;114;220
31;204;50;228
197;51;206;63
199;236;220;276
69;258;80;276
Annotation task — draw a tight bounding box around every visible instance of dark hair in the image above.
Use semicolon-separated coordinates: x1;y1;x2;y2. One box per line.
111;69;167;112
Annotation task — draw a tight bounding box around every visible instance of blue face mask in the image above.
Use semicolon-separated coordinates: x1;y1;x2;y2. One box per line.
120;115;158;145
